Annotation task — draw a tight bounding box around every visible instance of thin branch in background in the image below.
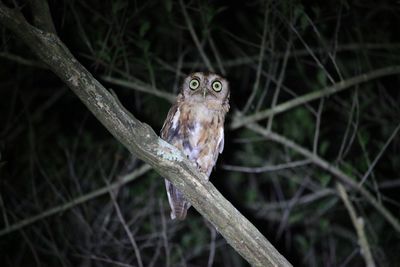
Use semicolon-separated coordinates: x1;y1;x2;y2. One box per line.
179;0;214;72
0;52;48;68
231;65;400;129
337;89;359;160
155;57;186;80
222;159;311;173
305;13;343;80
180;43;400;68
208;34;226;76
159;200;170;267
77;254;135;267
255;61;274;111
0;164;152;237
243;5;269;113
108;184;144;267
246;123;400;232
336;183;376;267
19;228;41;266
313;98;324;154
253;189;335;215
101;75;175;103
359;123;400;185
267;38;291;131
276;178;308;239
285;13;335;84
207;226;217;267
0;193;9;228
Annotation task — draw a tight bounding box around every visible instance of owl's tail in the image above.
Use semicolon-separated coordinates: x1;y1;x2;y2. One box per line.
165;179;191;220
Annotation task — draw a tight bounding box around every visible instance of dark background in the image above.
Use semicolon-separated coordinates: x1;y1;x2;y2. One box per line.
1;0;400;266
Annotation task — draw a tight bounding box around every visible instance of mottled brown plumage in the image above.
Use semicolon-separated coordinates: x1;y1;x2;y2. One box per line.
161;72;230;220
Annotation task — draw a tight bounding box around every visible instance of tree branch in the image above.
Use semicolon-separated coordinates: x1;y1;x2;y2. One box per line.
0;164;151;237
101;75;175;103
231;66;400;129
336;183;376;267
247;123;400;232
179;0;214;72
0;3;291;266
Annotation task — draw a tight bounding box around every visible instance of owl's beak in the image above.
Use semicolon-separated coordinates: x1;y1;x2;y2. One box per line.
202;88;207;98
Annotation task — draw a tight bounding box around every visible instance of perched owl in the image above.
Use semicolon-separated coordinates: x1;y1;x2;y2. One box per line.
161;72;230;220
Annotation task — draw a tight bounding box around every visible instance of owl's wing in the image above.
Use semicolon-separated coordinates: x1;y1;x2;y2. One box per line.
161;104;191;220
217;127;224;154
161;103;180;142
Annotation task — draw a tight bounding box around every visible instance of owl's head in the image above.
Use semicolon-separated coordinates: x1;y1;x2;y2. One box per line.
180;72;230;108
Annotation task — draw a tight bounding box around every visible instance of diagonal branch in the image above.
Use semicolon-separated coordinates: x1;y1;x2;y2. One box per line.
101;75;175;103
246;123;400;232
336;183;376;267
0;3;291;266
0;164;152;237
179;0;214;72
231;66;400;130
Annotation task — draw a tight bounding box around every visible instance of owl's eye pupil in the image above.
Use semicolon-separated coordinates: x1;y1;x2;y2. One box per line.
212;81;222;92
189;79;200;90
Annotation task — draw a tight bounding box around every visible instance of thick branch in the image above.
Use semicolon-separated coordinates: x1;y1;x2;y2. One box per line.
0;4;291;266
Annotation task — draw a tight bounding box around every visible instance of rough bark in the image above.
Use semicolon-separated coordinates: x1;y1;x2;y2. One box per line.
0;3;292;267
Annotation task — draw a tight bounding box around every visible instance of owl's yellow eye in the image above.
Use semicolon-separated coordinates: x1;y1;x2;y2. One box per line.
212;80;222;92
189;78;200;90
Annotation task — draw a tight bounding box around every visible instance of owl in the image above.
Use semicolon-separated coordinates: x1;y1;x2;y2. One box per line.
161;72;230;220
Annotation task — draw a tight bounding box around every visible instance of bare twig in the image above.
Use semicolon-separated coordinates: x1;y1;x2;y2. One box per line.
179;0;214;72
109;185;144;267
207;227;217;267
0;193;9;228
253;189;335;215
180;43;400;68
0;52;48;68
0;164;151;236
208;34;225;75
359;123;400;185
337;90;359;160
159;200;170;267
246;123;400;232
267;39;291;130
222;159;311;173
101;75;175;103
243;5;269;113
336;183;376;267
313;98;324;154
231;66;400;129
